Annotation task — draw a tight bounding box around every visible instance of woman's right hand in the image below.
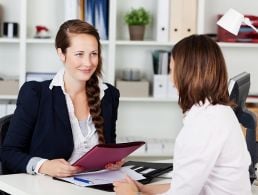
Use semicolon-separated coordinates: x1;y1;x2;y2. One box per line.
38;159;83;177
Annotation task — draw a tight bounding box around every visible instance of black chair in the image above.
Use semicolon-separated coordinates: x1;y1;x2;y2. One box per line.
0;114;13;174
229;72;257;183
0;114;13;195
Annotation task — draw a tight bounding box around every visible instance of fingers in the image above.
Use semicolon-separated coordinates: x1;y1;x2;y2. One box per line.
105;159;125;170
113;178;139;195
39;159;82;177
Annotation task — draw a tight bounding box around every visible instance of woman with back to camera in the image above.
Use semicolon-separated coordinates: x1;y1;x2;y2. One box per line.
1;19;121;177
113;35;251;195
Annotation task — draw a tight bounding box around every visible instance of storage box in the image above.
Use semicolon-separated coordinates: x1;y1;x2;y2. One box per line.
0;80;19;95
116;80;149;97
153;75;168;98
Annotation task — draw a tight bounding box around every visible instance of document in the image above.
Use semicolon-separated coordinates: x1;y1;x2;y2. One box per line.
59;166;145;187
72;141;145;171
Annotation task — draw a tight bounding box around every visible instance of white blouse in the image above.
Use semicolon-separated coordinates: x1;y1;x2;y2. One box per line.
161;101;252;195
49;68;107;164
29;68;107;173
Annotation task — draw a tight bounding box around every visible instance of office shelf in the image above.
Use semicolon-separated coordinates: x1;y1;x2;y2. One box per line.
1;0;258;147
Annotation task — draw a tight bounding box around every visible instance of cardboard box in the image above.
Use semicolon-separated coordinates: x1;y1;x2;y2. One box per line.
0;80;19;95
116;80;149;97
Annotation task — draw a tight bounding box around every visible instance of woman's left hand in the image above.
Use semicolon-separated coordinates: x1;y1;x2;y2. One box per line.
105;159;125;170
113;175;139;195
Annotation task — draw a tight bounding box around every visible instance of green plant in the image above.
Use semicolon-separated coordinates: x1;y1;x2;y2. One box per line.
124;7;151;25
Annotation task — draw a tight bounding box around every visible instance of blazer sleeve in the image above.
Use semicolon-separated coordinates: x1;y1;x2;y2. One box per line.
1;81;41;173
102;83;120;144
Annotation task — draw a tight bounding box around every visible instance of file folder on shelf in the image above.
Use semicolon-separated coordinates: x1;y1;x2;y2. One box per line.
156;0;170;42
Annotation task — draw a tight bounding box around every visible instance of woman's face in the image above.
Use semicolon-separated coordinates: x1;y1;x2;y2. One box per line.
59;33;99;82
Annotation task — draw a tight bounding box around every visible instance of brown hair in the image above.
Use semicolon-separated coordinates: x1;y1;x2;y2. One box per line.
55;19;105;143
172;34;232;113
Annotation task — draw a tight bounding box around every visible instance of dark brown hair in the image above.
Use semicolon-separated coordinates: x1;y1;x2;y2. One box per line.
172;34;232;113
55;19;105;143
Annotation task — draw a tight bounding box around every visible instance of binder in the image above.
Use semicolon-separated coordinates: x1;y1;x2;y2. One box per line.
182;0;197;38
95;0;109;40
72;141;145;171
85;0;95;26
79;0;85;20
169;0;197;42
156;0;170;42
64;0;78;20
124;161;173;184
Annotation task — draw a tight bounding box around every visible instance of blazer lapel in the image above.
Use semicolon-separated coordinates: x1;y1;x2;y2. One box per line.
52;87;71;129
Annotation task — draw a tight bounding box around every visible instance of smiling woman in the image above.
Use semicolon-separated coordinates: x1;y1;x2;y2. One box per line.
1;20;121;178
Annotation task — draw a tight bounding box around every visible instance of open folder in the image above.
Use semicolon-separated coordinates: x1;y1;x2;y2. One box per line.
72;141;145;171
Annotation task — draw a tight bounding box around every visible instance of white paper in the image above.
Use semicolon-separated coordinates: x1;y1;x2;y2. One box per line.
59;166;145;187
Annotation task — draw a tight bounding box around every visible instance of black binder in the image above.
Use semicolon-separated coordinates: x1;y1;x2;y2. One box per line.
123;161;173;184
89;160;173;192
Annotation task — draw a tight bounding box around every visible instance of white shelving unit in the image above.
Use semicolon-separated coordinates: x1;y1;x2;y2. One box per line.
1;0;258;157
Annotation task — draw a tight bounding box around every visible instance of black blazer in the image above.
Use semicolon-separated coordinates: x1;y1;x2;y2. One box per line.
1;80;119;174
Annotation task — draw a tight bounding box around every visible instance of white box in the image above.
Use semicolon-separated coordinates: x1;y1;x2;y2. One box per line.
153;75;167;98
116;80;149;97
167;78;178;98
0;104;7;118
6;104;16;115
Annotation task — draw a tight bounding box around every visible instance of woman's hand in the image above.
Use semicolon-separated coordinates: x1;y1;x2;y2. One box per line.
105;159;125;170
113;175;139;195
38;159;83;177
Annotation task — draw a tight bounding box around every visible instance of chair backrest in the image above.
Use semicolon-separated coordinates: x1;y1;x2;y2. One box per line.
235;108;257;183
0;114;13;175
0;114;13;145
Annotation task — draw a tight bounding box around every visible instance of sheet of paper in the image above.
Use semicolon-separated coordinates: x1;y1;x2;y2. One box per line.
59;166;145;187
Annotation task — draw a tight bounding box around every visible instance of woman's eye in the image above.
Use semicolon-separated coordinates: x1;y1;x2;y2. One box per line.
75;53;83;56
91;52;98;56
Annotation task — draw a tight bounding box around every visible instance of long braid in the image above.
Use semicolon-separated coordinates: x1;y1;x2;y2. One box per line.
86;74;105;144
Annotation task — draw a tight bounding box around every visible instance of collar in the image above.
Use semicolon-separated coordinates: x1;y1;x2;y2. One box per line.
183;99;211;122
49;68;108;99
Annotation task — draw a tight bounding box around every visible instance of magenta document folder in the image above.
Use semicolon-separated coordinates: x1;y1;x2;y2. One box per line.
72;141;145;171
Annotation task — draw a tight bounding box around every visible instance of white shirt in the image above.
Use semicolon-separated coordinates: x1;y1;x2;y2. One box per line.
50;68;107;164
162;101;252;195
32;68;108;173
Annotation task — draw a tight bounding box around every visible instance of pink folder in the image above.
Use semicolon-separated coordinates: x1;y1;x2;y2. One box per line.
72;141;145;171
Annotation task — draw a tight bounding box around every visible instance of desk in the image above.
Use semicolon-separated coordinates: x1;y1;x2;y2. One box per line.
0;174;113;195
2;173;258;195
0;159;173;195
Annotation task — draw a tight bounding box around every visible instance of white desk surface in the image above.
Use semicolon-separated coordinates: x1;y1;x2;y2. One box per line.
0;173;113;195
1;167;258;195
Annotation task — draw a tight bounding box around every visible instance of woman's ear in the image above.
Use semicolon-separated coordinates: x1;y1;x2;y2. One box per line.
57;48;65;62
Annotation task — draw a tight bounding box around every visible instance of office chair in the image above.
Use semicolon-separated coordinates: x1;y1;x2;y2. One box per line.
235;107;257;182
229;72;257;183
0;114;13;175
0;114;13;195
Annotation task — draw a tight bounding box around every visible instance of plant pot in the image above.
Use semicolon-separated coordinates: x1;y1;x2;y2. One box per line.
128;25;145;40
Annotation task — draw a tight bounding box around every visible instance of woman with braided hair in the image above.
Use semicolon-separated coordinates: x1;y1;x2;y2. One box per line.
1;20;120;177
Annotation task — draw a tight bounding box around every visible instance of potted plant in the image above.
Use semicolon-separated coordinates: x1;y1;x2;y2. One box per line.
124;7;151;40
